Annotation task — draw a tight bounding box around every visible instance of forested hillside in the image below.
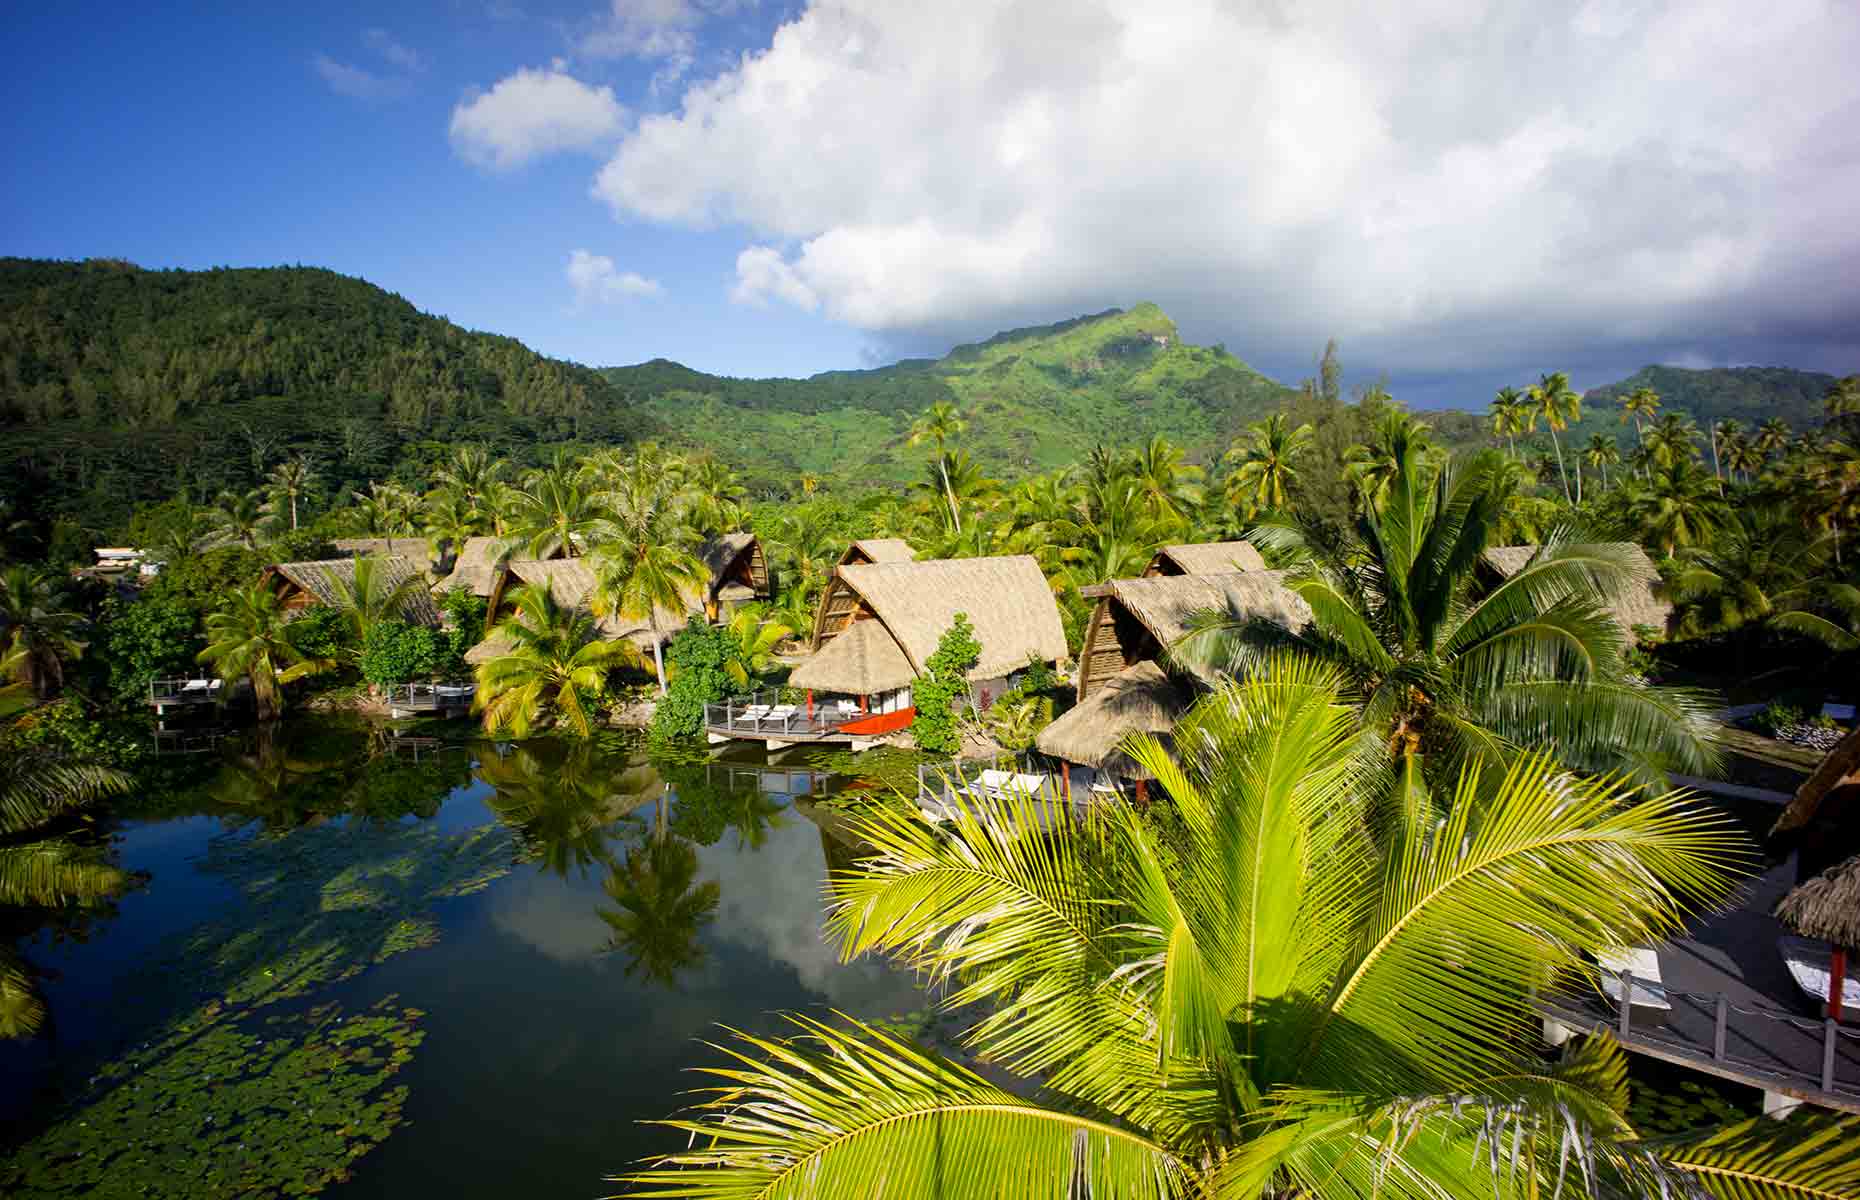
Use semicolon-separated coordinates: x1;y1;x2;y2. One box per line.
1579;365;1834;432
0;258;656;532
604;303;1299;490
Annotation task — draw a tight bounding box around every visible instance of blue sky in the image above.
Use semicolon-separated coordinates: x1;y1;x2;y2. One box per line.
5;2;1858;405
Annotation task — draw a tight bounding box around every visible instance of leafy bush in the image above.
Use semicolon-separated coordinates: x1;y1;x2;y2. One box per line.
358;620;442;688
436;588;486;676
650;620;746;744
984;694;1053;752
289;605;351;662
144;547;267;615
4;697;147;767
911;613;981;756
100;594;200;701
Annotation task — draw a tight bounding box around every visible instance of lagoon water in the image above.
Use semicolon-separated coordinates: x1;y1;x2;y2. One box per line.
1;721;924;1198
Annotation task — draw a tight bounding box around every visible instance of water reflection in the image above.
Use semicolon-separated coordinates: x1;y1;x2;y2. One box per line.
477;740;655;878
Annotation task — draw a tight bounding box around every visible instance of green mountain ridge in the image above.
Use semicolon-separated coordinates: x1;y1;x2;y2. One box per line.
0;258;1842;533
604;302;1298;488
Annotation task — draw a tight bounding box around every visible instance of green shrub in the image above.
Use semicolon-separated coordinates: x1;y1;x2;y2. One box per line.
910;613;981;756
1753;702;1805;737
4;697;147;767
358;620;442;688
100;594;200;701
289;605;351;662
649;620;745;744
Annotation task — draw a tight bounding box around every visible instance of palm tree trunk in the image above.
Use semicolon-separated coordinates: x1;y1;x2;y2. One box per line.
1574;460;1583;505
939;455;961;533
1709;427;1725;496
1634;416;1647;479
290;493;299;530
1549;427;1571;504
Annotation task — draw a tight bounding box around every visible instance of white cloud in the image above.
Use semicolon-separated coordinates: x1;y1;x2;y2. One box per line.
578;0;751;90
312;54;408;101
566;248;664;305
363;28;426;73
591;0;1860;377
450;65;627;171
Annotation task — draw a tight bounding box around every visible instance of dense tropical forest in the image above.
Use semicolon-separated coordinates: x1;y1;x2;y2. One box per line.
1;257;1840;548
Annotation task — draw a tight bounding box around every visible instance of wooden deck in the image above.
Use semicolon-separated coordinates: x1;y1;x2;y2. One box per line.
1543;857;1860;1114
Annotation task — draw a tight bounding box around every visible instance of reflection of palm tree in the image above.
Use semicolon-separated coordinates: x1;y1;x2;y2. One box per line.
2;747;132;1037
477;743;651;877
598;811;719;987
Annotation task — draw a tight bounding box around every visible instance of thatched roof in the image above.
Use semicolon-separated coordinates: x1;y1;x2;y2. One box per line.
1148;541;1266;576
434;536;507;597
333;537;437;574
788;618;917;694
1773;723;1860;838
499;558;696;646
1106;571;1310;679
1481;543;1672;635
839;538;915;567
267;556;441;627
1036;661;1190;774
1775;854;1860;947
821;555;1066;684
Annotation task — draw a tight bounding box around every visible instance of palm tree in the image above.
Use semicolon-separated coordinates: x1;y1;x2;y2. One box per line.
1645;411;1701;469
193;488;272;552
598;821;719;987
433;445;509;508
1487;385;1530;459
473;582;638;737
1528;371;1581;503
1672;506;1860;667
617;660;1852;1199
1755;417;1791;462
767;510;841;604
197;582;331;720
262;455;320;531
1629;458;1723;558
680;456;747;533
0;566;86;701
1125;435;1204;522
2;748;133;1037
504;467;613;559
590;481;708;695
1224;413;1313;518
1048;478;1174;587
908;401;968;532
1797;438;1860;565
1181;448;1717;795
321;555;424;660
1726;431;1765;485
720;609;790;689
1583;432;1621;492
350;480;420;556
913;450;997;535
1709;419;1742;492
1342;405;1432;512
797;472;821;497
1620;385;1661;476
422;486;486;562
478;743;644;878
1826;374;1860;425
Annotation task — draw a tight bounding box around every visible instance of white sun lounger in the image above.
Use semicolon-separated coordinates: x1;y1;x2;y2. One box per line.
733;705;770;726
762;704;798;728
435;684;474;698
1779;936;1860;1017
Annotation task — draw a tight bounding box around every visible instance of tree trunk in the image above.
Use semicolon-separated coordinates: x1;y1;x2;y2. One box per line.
1549;426;1572;504
1574;460;1583;505
939;455;961;533
1709;427;1725;495
290;494;299;530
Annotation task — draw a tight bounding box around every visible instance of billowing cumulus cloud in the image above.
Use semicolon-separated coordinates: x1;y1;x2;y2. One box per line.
594;0;1860;383
450;64;626;171
565;248;664;305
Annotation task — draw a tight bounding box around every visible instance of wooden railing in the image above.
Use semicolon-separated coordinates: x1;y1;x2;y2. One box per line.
705;690;864;738
1544;969;1860;1112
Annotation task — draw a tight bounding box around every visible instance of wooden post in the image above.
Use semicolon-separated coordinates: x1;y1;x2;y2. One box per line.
1824;1019;1838;1093
860;693;869;713
1713;995;1727;1060
1618;972;1633;1037
1061;761;1072;803
1134;777;1148;808
806;689;813;719
1829;946;1848;1022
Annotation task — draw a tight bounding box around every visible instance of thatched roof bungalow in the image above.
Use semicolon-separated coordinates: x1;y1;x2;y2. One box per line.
792;555;1066;710
433;536;508;598
333;537;437;575
1145;541;1266;576
1771;723;1860;876
262;556;441;628
1034;660;1192;783
838;538;915;567
466;534;774;667
1074;571;1311;700
1479;543;1672;637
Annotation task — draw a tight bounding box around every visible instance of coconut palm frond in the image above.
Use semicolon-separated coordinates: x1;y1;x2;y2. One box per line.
1;752;132;833
614;1014;1192;1200
0;944;48;1038
1657;1112;1860;1200
1476;679;1724;782
1313;758;1746;1095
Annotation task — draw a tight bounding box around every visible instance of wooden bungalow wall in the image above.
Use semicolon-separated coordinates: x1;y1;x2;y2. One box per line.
1076;597;1159;700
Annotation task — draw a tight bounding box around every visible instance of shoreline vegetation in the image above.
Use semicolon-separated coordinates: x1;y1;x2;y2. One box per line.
3;290;1858;1197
